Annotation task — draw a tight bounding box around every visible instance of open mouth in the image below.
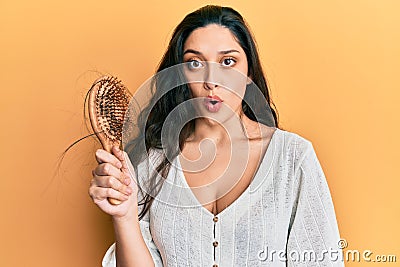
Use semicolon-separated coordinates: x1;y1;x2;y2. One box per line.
203;95;224;112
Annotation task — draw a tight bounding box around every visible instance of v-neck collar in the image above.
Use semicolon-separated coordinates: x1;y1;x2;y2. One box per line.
176;127;281;218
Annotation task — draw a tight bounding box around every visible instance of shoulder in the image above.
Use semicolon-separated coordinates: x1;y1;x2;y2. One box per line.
277;128;313;155
273;128;316;172
276;129;330;184
135;148;164;167
133;148;165;183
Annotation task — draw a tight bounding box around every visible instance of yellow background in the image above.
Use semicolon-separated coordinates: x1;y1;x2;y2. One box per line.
1;0;399;266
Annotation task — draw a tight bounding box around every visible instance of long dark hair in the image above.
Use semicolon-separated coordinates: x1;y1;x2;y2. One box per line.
127;5;280;220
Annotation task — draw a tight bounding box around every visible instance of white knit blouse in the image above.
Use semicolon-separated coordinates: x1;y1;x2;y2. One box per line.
102;128;344;266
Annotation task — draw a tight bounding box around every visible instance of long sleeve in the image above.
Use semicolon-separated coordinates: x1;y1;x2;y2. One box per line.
286;142;344;266
134;199;164;267
101;216;164;267
102;155;164;267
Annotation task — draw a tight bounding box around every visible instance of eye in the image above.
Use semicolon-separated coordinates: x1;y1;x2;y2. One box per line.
221;57;236;67
187;59;204;70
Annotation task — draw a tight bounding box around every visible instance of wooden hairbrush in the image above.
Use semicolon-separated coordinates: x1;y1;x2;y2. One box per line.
88;76;132;205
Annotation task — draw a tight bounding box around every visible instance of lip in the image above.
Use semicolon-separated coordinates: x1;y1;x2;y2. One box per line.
203;95;223;112
207;95;223;102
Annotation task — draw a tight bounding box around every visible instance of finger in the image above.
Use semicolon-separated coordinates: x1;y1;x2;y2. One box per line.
93;163;127;183
92;175;132;196
89;186;129;203
95;149;123;169
112;146;134;185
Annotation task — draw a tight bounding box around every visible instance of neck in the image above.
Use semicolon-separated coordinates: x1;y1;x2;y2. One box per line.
191;113;247;145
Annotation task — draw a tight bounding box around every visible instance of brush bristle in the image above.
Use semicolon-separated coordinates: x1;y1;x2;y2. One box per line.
95;76;130;142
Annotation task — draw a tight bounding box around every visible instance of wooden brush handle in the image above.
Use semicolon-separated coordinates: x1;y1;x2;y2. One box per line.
108;196;122;205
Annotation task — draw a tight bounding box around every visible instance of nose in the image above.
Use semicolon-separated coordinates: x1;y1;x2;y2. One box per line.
203;63;219;90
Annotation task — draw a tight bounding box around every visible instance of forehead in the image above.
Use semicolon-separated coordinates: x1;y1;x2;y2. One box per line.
183;24;244;53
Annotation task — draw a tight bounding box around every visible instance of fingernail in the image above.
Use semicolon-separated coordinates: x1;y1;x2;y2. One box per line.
117;162;122;169
126;187;132;194
124;178;131;185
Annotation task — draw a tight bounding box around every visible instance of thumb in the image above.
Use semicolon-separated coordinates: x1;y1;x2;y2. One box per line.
111;146;136;184
122;151;136;180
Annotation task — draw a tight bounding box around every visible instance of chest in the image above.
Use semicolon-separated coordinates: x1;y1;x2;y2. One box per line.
180;141;267;215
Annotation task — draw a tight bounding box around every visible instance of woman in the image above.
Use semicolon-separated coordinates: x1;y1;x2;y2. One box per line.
89;5;343;266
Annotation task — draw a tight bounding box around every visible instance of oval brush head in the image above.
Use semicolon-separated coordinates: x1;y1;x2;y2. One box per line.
88;76;132;205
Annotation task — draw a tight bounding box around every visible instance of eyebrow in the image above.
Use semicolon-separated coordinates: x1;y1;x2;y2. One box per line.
183;49;240;55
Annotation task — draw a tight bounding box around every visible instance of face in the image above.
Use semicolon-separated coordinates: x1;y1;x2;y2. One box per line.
182;24;249;119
